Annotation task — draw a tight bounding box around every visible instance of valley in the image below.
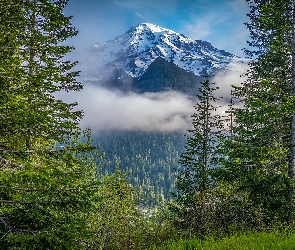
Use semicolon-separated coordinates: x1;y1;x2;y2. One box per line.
70;23;248;204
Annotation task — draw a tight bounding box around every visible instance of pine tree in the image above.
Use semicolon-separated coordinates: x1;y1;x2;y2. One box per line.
172;80;224;236
0;0;101;248
289;0;295;209
217;0;295;224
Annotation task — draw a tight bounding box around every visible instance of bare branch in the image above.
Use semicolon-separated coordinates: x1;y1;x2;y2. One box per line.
0;217;39;234
0;156;25;170
0;200;32;204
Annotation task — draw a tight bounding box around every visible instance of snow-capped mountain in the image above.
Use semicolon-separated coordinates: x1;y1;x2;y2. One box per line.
76;23;246;81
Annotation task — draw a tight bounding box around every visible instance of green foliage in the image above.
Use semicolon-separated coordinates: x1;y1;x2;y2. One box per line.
171;80;226;237
0;0;101;248
83;167;180;250
137;57;203;93
0;0;82;150
176;80;223;194
0;132;102;249
169;183;261;240
215;0;295;225
84;168;142;249
94;131;186;205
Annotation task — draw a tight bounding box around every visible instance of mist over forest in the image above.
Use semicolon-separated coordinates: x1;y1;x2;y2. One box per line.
56;62;248;133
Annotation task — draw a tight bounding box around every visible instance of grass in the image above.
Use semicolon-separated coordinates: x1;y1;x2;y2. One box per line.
150;230;295;250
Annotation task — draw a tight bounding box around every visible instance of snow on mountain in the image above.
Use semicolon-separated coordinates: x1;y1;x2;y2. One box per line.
76;23;247;79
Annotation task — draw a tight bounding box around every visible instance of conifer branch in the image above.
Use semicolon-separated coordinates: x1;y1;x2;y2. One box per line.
0;217;40;234
0;155;25;169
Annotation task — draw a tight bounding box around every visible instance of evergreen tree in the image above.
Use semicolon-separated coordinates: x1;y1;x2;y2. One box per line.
0;0;101;248
289;0;295;207
217;0;295;224
172;80;224;236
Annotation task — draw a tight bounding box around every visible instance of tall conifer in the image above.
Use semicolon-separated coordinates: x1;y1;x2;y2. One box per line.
0;0;100;247
218;0;295;223
173;80;224;235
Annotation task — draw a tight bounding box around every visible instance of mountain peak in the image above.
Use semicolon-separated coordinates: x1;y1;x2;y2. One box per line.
136;23;170;33
130;23;191;42
79;24;246;79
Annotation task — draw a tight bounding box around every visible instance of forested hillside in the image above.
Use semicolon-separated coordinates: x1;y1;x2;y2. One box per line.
137;57;203;93
93;131;186;204
88;57;204;93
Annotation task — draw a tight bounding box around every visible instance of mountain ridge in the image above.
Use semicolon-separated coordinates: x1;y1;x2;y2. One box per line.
73;23;247;90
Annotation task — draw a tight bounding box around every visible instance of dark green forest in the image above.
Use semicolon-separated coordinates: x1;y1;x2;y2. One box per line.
2;0;295;249
100;57;204;93
137;57;203;93
93;131;186;204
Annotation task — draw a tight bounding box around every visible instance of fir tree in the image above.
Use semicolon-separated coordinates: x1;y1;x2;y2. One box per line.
0;0;100;248
172;80;224;236
217;0;295;224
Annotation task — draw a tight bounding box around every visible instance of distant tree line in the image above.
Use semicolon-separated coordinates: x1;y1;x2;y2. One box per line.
93;131;186;205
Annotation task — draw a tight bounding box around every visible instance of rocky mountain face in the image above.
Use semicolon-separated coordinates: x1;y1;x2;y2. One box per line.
74;23;246;92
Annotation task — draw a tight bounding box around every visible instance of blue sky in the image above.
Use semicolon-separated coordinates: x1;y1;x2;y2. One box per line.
64;0;250;57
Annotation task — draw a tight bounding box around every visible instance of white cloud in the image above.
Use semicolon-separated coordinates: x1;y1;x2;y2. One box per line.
212;60;249;100
56;85;195;133
183;18;213;40
55;60;249;134
181;9;228;41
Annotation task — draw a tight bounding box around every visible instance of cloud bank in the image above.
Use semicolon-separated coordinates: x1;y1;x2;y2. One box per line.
213;60;249;101
212;61;249;120
56;86;195;133
55;60;249;133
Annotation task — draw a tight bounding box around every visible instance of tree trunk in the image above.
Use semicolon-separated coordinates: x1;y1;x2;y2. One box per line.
288;0;295;217
26;0;37;150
